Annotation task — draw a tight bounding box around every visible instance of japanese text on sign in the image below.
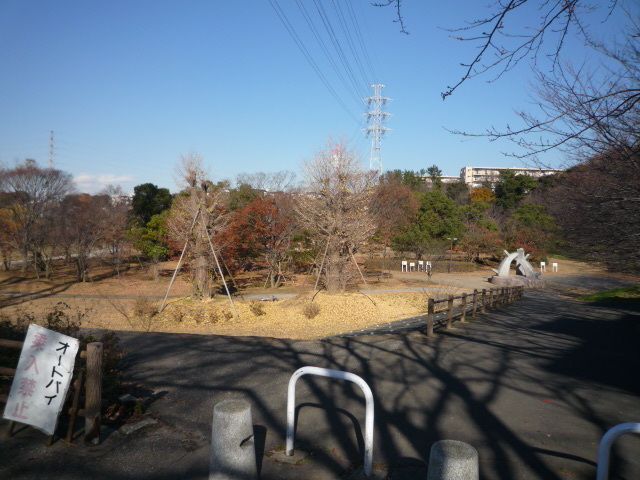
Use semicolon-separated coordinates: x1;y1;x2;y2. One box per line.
2;324;79;435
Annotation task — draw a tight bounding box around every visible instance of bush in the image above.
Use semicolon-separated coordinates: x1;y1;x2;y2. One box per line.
303;302;321;319
249;301;266;316
131;297;159;330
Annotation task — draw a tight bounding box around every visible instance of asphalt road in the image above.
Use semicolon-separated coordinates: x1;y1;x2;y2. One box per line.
1;277;639;479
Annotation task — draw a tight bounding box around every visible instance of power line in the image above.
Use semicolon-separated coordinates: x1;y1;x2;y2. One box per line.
268;0;362;125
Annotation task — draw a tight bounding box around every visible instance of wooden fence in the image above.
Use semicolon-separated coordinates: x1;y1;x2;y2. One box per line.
426;286;524;337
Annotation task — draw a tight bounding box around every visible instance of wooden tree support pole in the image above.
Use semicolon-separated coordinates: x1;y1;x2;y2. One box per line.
426;298;435;337
159;208;200;313
85;342;102;445
206;232;238;319
351;250;368;287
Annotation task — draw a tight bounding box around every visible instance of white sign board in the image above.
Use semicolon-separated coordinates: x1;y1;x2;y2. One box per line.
2;324;80;435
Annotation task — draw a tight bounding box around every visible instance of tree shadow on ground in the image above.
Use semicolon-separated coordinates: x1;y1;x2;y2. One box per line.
1;290;639;479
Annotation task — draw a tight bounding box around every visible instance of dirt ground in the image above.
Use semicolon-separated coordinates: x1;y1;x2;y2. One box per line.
0;256;634;339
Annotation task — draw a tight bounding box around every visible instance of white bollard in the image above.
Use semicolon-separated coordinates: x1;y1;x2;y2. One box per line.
427;440;479;480
210;399;257;480
552;262;558;272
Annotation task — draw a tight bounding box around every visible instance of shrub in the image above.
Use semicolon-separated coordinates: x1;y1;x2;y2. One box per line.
249;301;266;316
131;297;158;330
303;302;321;319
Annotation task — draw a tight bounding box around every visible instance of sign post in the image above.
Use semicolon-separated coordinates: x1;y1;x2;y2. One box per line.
2;324;79;435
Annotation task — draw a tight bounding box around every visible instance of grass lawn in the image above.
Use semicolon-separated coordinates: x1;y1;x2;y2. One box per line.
578;285;640;305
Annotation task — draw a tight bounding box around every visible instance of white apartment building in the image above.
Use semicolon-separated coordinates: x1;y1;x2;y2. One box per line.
459;166;563;188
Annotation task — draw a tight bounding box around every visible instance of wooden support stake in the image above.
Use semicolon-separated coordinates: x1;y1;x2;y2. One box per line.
460;293;467;323
85;343;102;445
445;296;454;329
481;289;487;313
66;369;85;443
426;298;435;337
489;289;494;308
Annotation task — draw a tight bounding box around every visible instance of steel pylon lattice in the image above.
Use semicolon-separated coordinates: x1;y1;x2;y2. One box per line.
363;84;391;174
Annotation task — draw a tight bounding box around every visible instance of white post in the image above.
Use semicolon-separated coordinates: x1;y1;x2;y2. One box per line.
210;399;257;480
286;366;375;477
596;423;640;480
427;440;479;480
552;262;558;272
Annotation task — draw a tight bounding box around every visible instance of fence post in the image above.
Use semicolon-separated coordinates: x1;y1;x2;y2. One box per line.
481;289;487;313
472;290;478;318
445;296;454;329
489;288;494;308
85;342;102;445
427;298;435;337
460;294;467;323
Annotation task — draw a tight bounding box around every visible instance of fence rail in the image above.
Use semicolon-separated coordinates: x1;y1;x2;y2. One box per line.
426;286;524;337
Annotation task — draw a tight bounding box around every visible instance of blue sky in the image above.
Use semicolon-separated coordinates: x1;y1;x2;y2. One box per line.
0;1;634;193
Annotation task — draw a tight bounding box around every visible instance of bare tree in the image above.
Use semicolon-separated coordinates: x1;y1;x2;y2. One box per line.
296;140;377;293
380;1;638;167
98;185;131;276
166;153;229;299
235;170;297;192
0;159;74;272
378;1;624;99
54;194;110;282
537;150;640;271
454;16;640;164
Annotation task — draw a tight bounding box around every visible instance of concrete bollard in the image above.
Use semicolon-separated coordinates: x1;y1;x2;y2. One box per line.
427;440;479;480
210;399;257;480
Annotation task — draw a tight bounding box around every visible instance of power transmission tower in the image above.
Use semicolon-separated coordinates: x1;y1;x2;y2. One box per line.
49;130;55;168
363;84;391;174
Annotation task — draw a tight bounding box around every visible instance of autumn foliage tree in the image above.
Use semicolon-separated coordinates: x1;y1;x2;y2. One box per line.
370;181;418;267
223;193;296;287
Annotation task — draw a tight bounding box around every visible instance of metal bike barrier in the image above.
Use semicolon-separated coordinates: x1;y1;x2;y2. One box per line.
286;366;375;477
596;422;640;480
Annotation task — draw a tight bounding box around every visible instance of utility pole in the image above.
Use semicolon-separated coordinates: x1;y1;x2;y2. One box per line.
363;84;391;175
48;130;55;168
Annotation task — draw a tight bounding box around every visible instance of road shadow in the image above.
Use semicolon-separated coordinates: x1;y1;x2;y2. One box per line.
1;289;639;479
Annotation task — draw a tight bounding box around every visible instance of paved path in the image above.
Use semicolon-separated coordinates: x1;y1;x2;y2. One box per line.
1;276;639;479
